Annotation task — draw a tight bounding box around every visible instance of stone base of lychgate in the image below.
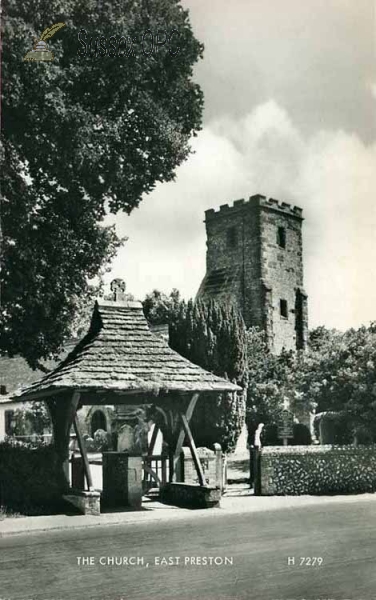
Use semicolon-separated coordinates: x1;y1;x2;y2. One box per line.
160;483;221;509
102;452;143;509
63;490;101;516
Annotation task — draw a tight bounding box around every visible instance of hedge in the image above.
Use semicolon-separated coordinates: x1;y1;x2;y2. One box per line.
260;445;376;495
0;440;66;515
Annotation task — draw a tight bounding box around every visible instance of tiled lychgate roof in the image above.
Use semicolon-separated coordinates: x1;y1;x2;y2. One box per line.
12;300;241;401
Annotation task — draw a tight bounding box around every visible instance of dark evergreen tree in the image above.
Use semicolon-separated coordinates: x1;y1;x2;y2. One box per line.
144;292;247;452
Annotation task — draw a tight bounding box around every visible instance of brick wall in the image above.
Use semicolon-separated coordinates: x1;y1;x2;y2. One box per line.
260;445;376;495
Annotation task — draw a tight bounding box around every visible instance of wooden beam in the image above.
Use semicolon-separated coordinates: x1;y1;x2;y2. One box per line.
47;391;81;491
143;424;160;488
148;424;160;457
73;413;94;491
171;393;199;481
180;413;206;486
19;387;68;402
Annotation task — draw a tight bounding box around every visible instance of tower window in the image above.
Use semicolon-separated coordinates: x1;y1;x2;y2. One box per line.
227;227;237;248
280;299;288;318
277;227;286;248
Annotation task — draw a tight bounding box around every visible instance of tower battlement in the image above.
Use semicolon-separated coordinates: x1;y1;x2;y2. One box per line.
205;194;303;221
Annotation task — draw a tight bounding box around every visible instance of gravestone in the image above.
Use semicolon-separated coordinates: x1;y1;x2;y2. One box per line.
117;424;135;452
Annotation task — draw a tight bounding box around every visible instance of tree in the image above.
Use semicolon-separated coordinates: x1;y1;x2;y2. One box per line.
142;289;182;326
12;402;51;437
145;293;248;453
245;323;376;446
180;299;247;453
246;328;295;443
1;0;204;366
300;324;376;442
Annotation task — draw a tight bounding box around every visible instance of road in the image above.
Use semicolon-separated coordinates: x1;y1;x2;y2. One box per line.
1;499;376;600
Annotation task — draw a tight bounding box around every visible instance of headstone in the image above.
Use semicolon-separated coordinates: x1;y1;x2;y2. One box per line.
277;409;294;444
117;424;136;452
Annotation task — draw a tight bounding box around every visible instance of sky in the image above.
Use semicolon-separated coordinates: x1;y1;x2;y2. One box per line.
108;0;376;331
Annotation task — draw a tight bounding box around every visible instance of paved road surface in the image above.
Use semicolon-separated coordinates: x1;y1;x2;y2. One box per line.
1;500;376;600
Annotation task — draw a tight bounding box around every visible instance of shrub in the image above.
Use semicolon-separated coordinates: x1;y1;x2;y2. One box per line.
291;423;312;445
93;429;111;451
0;439;65;514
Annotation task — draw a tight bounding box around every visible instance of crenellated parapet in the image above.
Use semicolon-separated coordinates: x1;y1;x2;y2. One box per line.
205;194;303;221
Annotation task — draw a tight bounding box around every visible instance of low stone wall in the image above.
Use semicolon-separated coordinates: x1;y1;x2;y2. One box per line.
260;445;376;495
160;483;221;508
63;490;101;516
180;444;224;490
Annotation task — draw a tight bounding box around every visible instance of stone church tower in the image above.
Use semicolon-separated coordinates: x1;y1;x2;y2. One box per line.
197;194;308;353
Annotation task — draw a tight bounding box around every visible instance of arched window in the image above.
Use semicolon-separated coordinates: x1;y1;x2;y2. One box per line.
91;410;107;436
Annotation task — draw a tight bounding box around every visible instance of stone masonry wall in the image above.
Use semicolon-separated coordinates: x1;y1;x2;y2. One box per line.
259;201;305;353
198;194;308;353
180;445;223;489
260;445;376;495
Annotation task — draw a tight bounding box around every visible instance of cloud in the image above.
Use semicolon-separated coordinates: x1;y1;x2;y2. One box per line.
108;100;376;331
186;0;375;142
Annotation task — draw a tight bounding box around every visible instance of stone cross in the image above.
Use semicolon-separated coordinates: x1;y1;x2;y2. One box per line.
110;278;126;302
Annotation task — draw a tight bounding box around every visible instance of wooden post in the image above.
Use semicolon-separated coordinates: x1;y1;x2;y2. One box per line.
171;393;199;482
47;391;81;492
144;423;161;490
73;414;94;491
180;413;206;486
148;424;160;457
253;447;261;495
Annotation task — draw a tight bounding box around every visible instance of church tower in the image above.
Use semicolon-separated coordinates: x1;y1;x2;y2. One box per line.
197;194;308;353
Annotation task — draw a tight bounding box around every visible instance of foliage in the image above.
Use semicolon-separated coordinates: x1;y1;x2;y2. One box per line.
12;401;52;437
145;292;247;453
0;439;65;514
189;391;245;453
82;434;95;452
246;327;309;445
246;323;376;446
142;289;182;327
299;324;376;441
93;428;110;452
1;0;204;366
